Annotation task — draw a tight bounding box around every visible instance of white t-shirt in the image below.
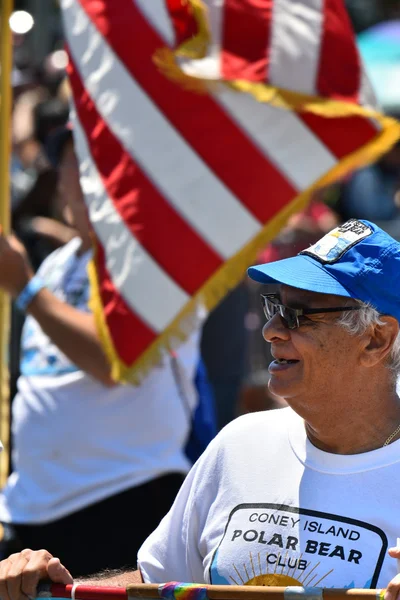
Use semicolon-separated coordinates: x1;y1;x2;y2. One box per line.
138;407;400;589
0;238;201;524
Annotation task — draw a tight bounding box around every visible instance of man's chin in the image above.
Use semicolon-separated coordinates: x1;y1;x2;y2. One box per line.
268;377;298;401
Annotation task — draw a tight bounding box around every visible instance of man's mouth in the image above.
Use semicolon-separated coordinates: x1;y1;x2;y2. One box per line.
274;358;299;365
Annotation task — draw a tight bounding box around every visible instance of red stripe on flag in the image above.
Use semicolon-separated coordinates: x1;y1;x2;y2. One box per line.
300;113;378;159
165;0;199;46
67;53;223;296
316;0;361;102
94;241;156;365
221;0;273;82
77;0;297;223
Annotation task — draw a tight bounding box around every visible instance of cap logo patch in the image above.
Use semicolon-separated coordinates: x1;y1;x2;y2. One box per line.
299;219;373;264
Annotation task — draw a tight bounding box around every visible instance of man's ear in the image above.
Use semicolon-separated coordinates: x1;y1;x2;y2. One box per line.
359;316;399;368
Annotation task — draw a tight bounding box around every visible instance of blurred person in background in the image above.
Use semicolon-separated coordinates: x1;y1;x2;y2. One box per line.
11;44;74;270
340;141;400;225
0;126;215;577
10;70;75;403
12;96;74;269
201;282;249;431
346;0;400;31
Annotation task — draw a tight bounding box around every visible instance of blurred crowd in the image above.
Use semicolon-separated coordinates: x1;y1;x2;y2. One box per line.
2;0;400;574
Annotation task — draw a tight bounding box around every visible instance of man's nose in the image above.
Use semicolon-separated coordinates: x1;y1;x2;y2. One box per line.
262;313;291;343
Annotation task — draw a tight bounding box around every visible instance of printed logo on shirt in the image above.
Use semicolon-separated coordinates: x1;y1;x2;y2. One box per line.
20;242;91;376
210;504;387;589
300;220;373;264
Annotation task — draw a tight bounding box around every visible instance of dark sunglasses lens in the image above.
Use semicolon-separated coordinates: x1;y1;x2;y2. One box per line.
262;297;300;329
281;306;298;329
263;297;276;320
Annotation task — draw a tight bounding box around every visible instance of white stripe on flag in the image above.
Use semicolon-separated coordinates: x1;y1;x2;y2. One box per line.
215;88;337;191
63;0;262;261
359;62;380;111
72;114;190;333
269;0;323;96
209;0;225;73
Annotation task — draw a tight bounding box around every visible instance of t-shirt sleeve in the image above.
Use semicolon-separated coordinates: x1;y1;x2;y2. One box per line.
137;434;221;584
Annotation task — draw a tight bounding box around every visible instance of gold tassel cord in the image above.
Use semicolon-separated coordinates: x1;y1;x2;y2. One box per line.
177;0;210;59
0;0;13;485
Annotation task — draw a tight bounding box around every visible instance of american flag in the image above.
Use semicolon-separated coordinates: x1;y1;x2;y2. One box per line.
61;0;400;383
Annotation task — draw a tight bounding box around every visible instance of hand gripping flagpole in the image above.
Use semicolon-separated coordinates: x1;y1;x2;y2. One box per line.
36;583;387;600
0;0;13;487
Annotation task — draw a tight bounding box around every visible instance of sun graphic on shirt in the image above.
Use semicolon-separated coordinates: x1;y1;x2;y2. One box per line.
229;551;334;587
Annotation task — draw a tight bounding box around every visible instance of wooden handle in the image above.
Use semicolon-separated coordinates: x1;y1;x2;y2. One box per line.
38;583;385;600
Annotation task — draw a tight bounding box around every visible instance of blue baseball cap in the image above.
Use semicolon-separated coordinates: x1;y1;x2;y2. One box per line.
248;219;400;322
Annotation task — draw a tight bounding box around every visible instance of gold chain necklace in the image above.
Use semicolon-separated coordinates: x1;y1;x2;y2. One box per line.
383;423;400;446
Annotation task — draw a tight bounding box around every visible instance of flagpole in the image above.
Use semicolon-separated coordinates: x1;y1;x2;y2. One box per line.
0;0;13;486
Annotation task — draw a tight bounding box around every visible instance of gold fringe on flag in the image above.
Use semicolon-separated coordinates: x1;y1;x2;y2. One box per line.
177;0;210;59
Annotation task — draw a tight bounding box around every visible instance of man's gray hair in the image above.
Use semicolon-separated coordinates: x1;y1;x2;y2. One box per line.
337;301;400;374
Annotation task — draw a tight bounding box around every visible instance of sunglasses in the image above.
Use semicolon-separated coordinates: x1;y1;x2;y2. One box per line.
260;293;361;330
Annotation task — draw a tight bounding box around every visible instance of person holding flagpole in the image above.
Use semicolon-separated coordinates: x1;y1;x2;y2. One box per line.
0;126;213;577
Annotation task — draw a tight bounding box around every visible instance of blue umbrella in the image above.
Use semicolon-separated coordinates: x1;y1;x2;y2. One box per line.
357;20;400;113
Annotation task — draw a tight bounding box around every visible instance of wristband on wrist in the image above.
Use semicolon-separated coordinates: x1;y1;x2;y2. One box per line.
15;276;46;312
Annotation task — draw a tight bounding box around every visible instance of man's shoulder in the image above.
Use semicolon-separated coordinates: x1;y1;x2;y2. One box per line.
218;407;292;443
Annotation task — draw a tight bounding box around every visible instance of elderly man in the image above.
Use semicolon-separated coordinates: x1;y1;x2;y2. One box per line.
2;219;400;599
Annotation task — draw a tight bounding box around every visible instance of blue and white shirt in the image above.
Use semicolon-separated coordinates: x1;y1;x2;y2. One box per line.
20;237;90;377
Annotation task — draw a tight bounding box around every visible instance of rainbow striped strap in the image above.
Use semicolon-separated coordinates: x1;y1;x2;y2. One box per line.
158;583;208;600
